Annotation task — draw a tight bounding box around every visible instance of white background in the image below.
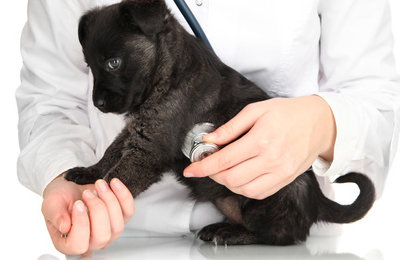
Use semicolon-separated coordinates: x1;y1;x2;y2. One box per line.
1;1;400;259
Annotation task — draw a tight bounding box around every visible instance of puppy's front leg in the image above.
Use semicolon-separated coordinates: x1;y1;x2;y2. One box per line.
102;150;165;198
65;129;130;184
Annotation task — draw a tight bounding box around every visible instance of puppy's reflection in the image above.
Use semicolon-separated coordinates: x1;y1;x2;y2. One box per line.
194;236;366;260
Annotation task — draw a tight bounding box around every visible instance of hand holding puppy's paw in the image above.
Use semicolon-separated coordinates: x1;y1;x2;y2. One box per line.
65;167;98;185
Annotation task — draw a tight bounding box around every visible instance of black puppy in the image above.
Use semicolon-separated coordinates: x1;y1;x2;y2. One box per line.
66;0;375;245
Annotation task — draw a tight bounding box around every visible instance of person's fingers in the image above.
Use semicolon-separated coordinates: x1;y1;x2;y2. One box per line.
95;179;124;248
82;189;111;253
209;157;271;188
42;195;72;235
184;133;258;178
231;172;294;200
110;178;135;223
202;103;264;145
252;185;286;200
48;200;90;255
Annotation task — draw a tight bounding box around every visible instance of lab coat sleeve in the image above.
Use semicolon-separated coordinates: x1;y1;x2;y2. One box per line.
16;0;97;196
312;0;400;197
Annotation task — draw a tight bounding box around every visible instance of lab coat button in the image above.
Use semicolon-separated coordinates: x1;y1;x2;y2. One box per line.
195;0;203;6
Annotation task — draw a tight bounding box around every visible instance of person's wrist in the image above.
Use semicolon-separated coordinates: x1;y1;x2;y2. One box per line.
43;172;66;198
312;95;336;162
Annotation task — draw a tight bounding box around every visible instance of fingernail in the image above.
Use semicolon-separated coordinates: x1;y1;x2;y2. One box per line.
83;189;95;199
112;178;123;190
92;189;98;197
203;132;217;142
184;172;194;178
75;200;85;212
97;180;108;192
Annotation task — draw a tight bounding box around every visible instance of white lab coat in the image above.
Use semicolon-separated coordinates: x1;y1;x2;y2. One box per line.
16;0;400;237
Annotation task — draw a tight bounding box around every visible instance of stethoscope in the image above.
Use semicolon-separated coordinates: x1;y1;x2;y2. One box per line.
174;0;219;162
175;1;312;171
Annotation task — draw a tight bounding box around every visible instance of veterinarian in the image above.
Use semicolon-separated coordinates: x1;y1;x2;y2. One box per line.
17;0;400;256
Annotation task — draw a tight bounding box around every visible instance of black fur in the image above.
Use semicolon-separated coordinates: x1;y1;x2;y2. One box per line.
65;0;376;245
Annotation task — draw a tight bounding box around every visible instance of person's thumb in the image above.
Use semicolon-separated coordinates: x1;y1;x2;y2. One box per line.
41;195;72;234
203;103;263;145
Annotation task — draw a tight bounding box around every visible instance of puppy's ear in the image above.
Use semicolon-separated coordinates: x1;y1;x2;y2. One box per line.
78;11;96;47
119;0;167;36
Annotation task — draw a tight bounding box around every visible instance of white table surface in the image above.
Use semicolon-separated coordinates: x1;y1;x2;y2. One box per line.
2;173;399;260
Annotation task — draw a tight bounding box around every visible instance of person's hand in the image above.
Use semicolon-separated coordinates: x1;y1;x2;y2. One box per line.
41;174;134;256
183;95;336;200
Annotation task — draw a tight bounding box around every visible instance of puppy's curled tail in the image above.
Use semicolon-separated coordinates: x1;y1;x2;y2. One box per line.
317;172;375;224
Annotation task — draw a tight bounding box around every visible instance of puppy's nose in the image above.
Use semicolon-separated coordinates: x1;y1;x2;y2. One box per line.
95;98;105;108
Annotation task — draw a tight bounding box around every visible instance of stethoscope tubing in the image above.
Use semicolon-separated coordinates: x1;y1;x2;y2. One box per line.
173;0;215;53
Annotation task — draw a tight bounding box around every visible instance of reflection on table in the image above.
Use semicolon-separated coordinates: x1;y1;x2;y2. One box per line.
37;233;383;260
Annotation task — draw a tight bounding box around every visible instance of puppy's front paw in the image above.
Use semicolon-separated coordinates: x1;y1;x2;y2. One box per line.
64;167;98;185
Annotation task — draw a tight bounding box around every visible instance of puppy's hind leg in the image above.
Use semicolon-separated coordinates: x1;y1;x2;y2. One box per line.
241;195;313;245
197;196;261;245
198;222;260;245
197;194;312;245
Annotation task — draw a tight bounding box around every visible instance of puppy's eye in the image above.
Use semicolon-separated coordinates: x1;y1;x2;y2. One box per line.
105;58;122;71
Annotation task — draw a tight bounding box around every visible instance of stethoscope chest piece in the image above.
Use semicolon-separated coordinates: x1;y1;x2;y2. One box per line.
182;123;219;162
